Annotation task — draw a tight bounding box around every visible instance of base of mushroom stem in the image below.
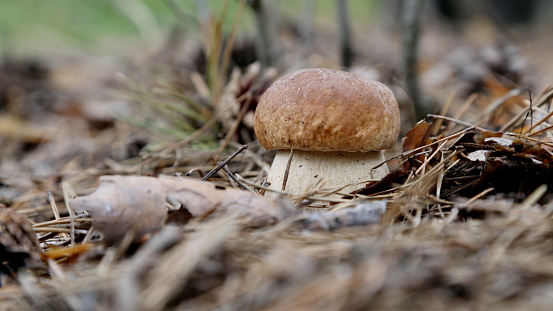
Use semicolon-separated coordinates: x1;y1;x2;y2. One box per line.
264;149;389;200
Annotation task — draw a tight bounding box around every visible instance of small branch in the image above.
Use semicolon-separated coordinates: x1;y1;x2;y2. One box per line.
427;114;484;130
184;168;205;178
222;166;256;193
47;190;61;220
282;149;294;191
202;145;248;180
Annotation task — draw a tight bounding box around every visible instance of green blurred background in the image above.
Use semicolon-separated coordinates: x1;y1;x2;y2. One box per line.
0;0;378;54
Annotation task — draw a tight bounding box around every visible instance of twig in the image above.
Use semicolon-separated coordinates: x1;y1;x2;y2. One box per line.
184;168;205;178
281;149;294;191
33;228;88;234
521;91;534;134
520;184;548;209
62;181;77;247
240;179;363;203
373;126;476;169
47;190;61;220
229;141;271;174
427;114;487;131
528;123;553;137
500;87;553;132
458;187;495;208
202;145;248;180
222;166;256;193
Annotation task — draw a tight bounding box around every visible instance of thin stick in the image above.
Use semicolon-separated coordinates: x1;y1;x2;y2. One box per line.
184;168;205;178
47;190;61;220
240;179;360;203
33;217;91;228
428;114;486;131
521;91;534;134
33;228;88;234
504;132;553;148
229;140;271;174
528;123;553;137
520;184;547;209
62;181;77;247
373;126;476;169
414;140;448;176
202;145;248;180
524;104;553;135
282;149;294;191
458;187;495;208
222;166;256;193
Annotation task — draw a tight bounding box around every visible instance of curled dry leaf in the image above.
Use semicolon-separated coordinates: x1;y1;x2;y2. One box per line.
466;150;492;162
0;206;43;279
69;175;278;244
402;120;432;170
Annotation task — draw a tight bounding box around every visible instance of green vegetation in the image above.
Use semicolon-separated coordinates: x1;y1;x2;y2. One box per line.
0;0;378;53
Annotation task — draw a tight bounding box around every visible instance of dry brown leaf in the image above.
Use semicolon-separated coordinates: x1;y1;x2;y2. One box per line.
69;175;278;244
402;120;432;153
402;120;432;170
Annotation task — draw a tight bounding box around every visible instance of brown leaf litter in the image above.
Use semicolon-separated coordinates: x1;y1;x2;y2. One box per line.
4;82;553;309
3;51;553;310
69;175;280;244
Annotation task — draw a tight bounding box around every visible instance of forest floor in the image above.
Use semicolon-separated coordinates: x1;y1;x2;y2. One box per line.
2;3;553;310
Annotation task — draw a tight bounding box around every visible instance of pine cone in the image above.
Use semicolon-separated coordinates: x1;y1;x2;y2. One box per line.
0;206;43;278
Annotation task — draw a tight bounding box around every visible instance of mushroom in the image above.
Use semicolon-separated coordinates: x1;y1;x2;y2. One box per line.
253;68;400;197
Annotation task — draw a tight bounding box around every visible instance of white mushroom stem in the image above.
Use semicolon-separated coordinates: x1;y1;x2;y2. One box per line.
265;149;389;198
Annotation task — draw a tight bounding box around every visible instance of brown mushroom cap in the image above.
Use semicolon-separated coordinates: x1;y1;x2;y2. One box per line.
254;68;400;152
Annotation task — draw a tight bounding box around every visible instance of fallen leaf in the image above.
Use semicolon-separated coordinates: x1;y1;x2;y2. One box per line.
466;150;491;162
69;175;279;244
484;136;513;147
42;244;91;263
402;120;432;170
